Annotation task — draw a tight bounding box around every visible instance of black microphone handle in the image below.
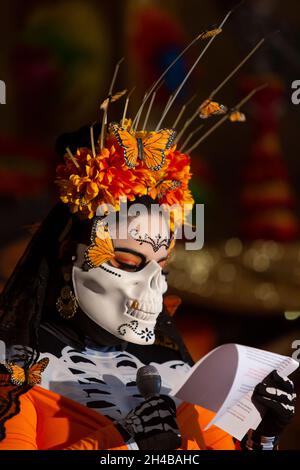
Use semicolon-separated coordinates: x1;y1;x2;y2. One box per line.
135;365;181;450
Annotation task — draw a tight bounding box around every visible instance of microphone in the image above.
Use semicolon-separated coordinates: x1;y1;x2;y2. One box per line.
135;365;181;450
136;365;161;399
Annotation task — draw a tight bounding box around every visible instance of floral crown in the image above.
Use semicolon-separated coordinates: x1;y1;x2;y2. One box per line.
56;118;194;224
55;8;268;226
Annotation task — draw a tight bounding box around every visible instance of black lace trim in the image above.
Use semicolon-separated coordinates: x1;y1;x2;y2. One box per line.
0;375;32;441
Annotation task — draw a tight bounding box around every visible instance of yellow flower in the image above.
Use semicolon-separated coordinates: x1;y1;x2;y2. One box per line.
55;122;195;222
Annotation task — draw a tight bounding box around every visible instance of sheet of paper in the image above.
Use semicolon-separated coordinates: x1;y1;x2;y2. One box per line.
171;343;299;441
171;344;239;412
211;391;260;441
210;345;299;439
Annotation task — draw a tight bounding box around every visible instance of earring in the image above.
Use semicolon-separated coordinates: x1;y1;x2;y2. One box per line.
56;272;78;319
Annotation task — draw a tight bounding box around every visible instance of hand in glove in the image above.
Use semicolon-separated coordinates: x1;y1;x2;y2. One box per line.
121;394;182;450
241;370;296;450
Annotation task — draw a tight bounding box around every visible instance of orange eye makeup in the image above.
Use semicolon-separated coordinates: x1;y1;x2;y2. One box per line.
109;250;145;271
107;247;169;273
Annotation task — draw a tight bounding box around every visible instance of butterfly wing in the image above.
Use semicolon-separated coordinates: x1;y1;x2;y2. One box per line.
201;28;222;40
155;179;181;199
85;223;115;268
28;358;50;387
3;363;26;386
141;129;177;171
110;89;127;103
110;123;138;168
230;111;246;122
199;99;227;119
85;239;115;268
100;90;127;111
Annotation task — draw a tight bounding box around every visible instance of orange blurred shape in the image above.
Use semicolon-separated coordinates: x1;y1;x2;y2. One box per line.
163;294;182;316
175;313;217;363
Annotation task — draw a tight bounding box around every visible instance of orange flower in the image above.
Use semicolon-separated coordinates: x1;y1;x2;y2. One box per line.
55;125;194;223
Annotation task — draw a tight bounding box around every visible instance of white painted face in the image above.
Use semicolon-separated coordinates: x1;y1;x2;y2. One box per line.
72;210;170;345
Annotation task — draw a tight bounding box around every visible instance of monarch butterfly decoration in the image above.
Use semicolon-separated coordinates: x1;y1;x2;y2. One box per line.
110;123;176;171
199;99;227;119
229;110;246;122
85;221;115;269
100;89;127;111
149;179;181;200
201;28;222;40
4;358;49;387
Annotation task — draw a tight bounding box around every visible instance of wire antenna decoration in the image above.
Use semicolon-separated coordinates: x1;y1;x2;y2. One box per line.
56;1;270;227
0;80;6;105
185;84;268;154
175;36;267;144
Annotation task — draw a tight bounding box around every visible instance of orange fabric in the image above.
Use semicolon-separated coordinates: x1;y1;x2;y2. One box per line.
0;386;235;450
177;402;235;450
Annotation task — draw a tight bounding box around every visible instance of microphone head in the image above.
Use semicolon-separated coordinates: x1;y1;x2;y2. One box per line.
137;365;159;379
136;365;161;399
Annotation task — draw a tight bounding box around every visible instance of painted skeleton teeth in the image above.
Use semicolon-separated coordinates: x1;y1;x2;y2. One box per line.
126;300;160;321
127;308;154;321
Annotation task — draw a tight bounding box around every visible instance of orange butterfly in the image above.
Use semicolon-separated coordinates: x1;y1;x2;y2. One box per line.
100;89;127;111
149;179;181;200
110;123;176;171
201;28;222;40
4;357;49;386
199;99;227;119
85;222;115;269
229;111;246;122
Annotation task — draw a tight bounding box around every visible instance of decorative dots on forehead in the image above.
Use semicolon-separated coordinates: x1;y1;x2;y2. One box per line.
127;211;171;251
129;228;171;253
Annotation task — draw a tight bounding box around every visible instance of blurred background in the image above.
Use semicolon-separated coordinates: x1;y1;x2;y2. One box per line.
1;0;300;449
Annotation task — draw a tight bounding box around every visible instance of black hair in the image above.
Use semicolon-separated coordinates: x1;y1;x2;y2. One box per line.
0;125;193;441
0;125;164;356
55;123;102;159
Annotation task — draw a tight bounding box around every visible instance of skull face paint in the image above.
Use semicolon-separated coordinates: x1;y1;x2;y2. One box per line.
72;210;170;345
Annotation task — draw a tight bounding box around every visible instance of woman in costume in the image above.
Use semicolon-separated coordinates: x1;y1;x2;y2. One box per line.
0;16;296;451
